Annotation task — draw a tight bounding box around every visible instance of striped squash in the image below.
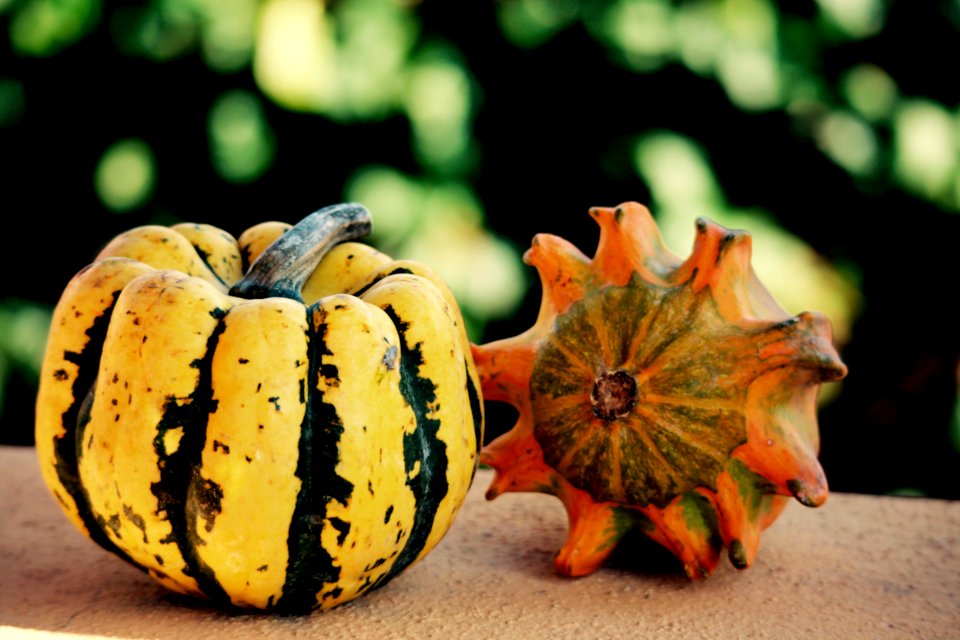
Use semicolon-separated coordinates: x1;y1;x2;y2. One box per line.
35;204;483;612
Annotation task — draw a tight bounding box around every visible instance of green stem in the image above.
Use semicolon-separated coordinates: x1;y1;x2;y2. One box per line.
230;203;372;301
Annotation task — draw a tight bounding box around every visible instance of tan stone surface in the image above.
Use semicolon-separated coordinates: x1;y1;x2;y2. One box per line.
1;445;958;639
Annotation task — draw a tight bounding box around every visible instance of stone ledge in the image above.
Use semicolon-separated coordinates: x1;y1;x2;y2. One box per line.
1;445;957;639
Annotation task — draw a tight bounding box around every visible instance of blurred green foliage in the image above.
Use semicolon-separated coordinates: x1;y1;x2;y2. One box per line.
0;300;51;420
208;89;276;183
1;0;958;497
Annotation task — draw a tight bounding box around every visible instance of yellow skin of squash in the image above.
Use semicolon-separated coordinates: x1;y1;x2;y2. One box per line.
35;208;483;611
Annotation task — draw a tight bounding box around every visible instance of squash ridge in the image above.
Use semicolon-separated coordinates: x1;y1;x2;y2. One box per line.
465;366;483;480
276;306;353;613
372;303;449;589
149;306;231;604
55;289;138;565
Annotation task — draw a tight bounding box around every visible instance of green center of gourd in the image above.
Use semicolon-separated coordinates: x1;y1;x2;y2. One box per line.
529;276;749;508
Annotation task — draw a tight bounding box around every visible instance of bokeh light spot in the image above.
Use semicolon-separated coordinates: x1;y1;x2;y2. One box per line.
94;138;156;212
842;64;898;122
346;166;422;245
815;110;878;176
208;90;276;183
716;45;782;111
498;0;579;48
254;0;333;113
9;0;100;57
815;0;885;39
674;2;724;74
404;50;473;172
0;300;52;380
894;100;957;205
597;0;675;71
195;0;258;72
634;132;721;211
253;0;416;119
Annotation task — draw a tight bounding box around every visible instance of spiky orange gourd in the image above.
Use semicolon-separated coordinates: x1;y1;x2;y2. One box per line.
475;203;847;578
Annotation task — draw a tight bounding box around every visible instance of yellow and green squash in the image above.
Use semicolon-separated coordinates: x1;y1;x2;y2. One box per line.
35;204;483;612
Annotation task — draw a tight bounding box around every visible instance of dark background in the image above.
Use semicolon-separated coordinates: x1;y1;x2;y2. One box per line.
1;0;958;498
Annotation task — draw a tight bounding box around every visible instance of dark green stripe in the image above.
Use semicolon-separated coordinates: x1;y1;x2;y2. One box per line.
350;267;414;297
188;242;228;287
56;287;139;568
372;304;449;590
465;364;483;482
275;306;353;614
150;306;230;604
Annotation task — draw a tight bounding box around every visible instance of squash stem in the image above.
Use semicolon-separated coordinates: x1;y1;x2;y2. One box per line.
230;203;372;301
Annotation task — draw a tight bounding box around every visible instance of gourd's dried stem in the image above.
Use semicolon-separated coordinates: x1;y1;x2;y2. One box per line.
230;203;372;301
590;370;638;420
